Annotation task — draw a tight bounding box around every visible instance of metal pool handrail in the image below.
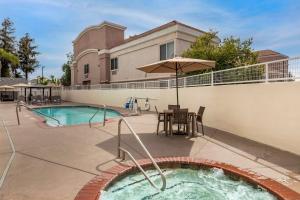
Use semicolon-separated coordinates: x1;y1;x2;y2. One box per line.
16;102;61;127
118;117;166;191
89;105;106;128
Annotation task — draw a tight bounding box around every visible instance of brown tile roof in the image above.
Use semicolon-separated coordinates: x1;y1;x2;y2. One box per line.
256;50;288;63
0;77;27;86
113;20;208;47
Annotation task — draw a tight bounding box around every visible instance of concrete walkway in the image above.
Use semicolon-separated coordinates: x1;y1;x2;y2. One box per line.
0;102;299;200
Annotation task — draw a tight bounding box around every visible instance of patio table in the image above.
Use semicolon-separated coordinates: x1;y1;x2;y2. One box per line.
163;109;196;136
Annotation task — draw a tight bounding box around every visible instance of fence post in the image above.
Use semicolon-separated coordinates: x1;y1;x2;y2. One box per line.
211;71;214;86
183;77;186;88
265;63;269;82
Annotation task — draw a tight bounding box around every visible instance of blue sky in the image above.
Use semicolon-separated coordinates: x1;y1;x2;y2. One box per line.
0;0;299;79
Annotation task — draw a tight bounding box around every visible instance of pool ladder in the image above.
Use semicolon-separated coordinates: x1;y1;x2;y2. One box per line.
16;101;61;126
89;105;106;128
118;117;166;191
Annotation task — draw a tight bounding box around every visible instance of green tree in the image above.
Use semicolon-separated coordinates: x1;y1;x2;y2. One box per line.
182;31;258;74
18;33;39;80
0;48;19;65
0;48;20;77
0;18;16;77
49;75;60;86
61;53;73;86
37;75;48;85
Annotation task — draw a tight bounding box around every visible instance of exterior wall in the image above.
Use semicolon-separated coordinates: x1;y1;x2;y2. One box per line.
110;32;177;82
72;23;125;85
109;24;204;82
62;81;300;156
73;28;106;58
73;25;125;57
99;53;110;83
76;52;100;85
71;22;209;85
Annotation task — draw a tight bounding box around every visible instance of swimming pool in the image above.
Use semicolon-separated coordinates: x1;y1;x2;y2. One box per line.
32;106;121;126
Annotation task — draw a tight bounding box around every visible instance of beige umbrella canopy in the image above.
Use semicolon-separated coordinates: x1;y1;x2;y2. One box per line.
0;85;15;91
11;83;30;88
137;57;215;73
137;57;215;106
11;83;30;98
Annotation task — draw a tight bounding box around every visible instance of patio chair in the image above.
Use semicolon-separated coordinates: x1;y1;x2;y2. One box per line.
170;108;190;135
36;95;43;105
52;96;62;104
31;96;37;105
168;104;180;110
155;106;165;135
196;106;205;136
43;96;50;104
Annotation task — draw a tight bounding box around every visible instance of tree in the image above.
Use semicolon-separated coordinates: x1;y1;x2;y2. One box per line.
49;75;60;86
37;75;48;85
182;31;258;74
18;33;39;80
0;18;16;77
0;48;19;77
60;53;73;86
0;48;19;65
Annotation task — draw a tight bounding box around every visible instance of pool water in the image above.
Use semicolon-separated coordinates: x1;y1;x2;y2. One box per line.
33;106;120;126
101;168;277;200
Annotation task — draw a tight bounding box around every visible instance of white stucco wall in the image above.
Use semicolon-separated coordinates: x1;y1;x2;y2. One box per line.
61;81;300;156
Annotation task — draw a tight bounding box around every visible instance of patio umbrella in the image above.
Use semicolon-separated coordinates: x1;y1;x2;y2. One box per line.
11;83;30;88
11;83;30;98
0;85;15;91
0;85;15;101
137;57;215;106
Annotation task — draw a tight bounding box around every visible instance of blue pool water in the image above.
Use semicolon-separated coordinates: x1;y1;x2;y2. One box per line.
33;106;121;126
101;168;277;200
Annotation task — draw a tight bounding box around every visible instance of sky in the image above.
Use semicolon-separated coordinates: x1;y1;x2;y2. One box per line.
0;0;299;79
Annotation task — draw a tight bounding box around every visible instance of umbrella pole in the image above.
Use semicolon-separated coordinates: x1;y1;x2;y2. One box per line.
175;63;179;107
176;62;180;133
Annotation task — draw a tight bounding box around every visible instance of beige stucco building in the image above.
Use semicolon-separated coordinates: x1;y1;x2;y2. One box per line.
71;20;213;85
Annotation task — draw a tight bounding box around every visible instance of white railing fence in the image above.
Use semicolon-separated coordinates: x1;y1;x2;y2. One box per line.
63;56;300;91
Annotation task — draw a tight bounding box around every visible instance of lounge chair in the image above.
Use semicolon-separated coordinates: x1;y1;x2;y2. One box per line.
196;106;205;136
170;108;190;135
155;106;165;135
43;96;50;104
36;95;43;105
31;96;37;105
52;96;61;104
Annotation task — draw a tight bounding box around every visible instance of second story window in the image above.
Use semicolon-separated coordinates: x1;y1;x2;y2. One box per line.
110;58;118;71
160;41;174;60
84;64;89;74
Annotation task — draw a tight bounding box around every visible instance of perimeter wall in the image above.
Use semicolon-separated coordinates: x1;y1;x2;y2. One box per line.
61;81;300;156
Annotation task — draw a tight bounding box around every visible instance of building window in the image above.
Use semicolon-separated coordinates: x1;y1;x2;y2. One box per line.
160;41;174;60
111;58;118;71
84;64;89;74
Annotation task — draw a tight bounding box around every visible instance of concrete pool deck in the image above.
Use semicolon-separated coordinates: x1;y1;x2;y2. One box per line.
0;102;299;200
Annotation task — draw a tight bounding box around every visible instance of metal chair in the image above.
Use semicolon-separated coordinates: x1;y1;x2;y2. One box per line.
155;106;165;135
168;104;180;110
170;108;190;135
196;106;205;135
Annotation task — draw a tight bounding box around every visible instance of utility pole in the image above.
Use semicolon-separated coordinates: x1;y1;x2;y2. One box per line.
41;66;45;80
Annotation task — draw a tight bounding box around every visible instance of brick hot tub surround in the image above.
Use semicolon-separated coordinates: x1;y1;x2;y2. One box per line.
74;157;300;200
